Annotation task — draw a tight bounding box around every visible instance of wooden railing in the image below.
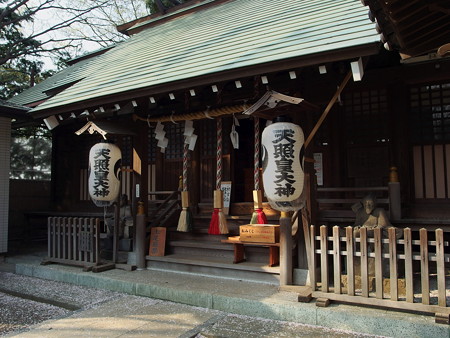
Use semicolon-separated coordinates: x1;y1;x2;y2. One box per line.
317;187;388;221
306;225;449;320
44;217;101;270
79;166;134;201
147;191;180;231
316;183;401;224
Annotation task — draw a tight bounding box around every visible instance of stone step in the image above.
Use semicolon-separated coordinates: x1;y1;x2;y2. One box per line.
167;239;272;263
167;240;234;259
168;240;234;251
146;253;280;284
168;229;232;241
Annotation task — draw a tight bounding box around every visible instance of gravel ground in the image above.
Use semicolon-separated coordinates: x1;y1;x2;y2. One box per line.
0;292;71;336
0;271;123;336
0;271;123;310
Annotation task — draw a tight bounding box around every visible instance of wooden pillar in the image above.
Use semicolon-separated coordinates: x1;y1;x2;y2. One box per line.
113;197;120;264
132;123;149;253
388;166;401;220
280;212;293;286
134;123;149;216
135;202;146;270
388;82;410;203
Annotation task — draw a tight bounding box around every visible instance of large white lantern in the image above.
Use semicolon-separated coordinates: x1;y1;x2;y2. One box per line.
261;117;305;212
88;142;122;207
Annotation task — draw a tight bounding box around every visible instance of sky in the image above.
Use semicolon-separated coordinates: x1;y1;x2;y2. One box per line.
22;0;149;70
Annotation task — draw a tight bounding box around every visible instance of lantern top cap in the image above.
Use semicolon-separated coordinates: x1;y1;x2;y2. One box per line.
273;115;292;123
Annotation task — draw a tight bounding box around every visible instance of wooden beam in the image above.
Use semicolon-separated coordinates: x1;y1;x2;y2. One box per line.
305;71;352;148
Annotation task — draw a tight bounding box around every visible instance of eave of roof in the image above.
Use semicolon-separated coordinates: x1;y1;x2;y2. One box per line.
0;100;31;121
8;56;102;107
27;0;380;117
362;0;450;58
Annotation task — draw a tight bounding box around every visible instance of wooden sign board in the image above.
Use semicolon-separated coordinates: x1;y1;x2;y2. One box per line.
221;181;232;215
149;227;166;256
133;148;141;175
240;224;280;243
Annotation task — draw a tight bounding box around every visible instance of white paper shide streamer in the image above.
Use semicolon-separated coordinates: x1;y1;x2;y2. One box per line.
155;121;168;153
230;114;239;149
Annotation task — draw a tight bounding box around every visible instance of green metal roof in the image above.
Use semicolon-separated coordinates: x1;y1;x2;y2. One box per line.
8;57;101;106
17;0;379;114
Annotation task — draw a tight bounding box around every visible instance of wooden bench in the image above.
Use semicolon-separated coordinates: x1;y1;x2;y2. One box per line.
221;239;280;267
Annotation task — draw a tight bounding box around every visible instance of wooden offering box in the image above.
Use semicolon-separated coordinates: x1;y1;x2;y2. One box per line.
239;224;280;243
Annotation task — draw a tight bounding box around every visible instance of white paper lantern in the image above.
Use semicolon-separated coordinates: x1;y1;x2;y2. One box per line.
88;142;122;207
261;118;305;211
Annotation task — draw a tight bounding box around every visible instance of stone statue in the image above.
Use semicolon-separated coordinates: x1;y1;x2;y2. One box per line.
351;193;401;278
352;194;391;236
352;193;401;240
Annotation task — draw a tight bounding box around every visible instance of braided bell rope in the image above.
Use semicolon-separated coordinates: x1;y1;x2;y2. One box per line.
216;118;222;190
182;142;188;191
254;117;260;191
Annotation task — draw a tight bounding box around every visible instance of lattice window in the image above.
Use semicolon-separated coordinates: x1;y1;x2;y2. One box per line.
164;123;184;160
343;89;389;145
121;136;132;166
410;83;450;144
200;119;217;157
148;127;157;164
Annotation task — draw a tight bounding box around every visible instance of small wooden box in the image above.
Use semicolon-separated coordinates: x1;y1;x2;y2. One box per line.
239;224;280;243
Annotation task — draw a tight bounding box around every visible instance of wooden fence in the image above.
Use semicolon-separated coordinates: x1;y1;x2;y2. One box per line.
306;225;449;319
45;217;101;269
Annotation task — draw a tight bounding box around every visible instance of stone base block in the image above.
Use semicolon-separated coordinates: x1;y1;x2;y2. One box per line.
341;275;375;292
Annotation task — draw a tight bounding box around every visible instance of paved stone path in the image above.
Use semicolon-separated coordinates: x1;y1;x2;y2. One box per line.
0;272;381;337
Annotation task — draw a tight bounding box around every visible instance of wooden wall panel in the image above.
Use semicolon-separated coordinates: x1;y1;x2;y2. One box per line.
434;145;446;199
423;145;434;199
0;118;11;253
200;157;215;202
162;161;183;191
413;146;424;199
413;144;450;199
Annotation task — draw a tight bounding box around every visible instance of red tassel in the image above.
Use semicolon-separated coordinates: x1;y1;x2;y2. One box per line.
208;208;220;235
256;208;267;224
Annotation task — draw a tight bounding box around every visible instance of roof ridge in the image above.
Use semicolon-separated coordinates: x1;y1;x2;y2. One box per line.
118;0;226;36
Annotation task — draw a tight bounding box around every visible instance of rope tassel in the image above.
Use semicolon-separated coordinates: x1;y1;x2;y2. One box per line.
177;191;193;232
208;190;228;235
